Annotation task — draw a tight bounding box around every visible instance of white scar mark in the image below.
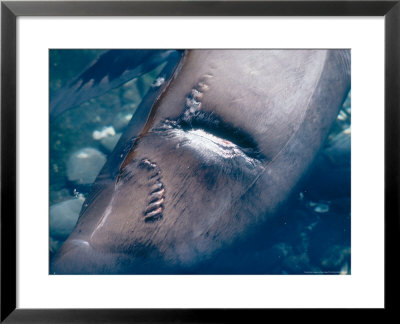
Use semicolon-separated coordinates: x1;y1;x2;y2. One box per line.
90;194;116;240
183;75;212;118
203;74;214;79
70;239;91;248
172;128;258;166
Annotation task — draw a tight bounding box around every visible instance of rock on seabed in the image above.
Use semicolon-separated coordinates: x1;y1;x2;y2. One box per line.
50;197;84;240
67;147;106;184
100;133;122;152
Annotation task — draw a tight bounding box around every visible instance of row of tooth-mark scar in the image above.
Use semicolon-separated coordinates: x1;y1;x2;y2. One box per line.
183;74;212;118
138;74;213;220
138;159;165;222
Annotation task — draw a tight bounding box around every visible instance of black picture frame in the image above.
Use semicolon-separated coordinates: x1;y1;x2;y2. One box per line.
1;0;399;322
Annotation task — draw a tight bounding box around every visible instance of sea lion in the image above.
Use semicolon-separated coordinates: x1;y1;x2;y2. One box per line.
50;49;351;274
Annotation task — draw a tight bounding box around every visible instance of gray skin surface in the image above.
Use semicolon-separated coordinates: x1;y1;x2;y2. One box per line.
51;50;350;274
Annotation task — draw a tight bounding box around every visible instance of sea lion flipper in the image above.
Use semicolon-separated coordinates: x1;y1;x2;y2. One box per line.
50;49;184;119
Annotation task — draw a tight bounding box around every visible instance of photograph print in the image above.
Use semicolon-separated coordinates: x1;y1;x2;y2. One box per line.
49;49;351;275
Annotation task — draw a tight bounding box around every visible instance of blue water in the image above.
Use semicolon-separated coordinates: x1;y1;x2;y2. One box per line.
49;50;351;274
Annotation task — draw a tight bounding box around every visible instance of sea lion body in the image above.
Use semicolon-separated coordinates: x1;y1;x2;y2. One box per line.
51;49;350;274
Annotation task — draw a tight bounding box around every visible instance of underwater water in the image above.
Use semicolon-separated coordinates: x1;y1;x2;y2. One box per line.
49;50;351;274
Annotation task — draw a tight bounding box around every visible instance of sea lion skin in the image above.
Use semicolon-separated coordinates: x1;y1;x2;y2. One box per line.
51;49;350;274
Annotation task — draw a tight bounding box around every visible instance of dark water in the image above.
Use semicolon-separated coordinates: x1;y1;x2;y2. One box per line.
49;50;351;274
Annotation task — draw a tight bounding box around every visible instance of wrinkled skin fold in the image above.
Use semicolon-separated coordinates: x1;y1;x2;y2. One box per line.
51;50;351;274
